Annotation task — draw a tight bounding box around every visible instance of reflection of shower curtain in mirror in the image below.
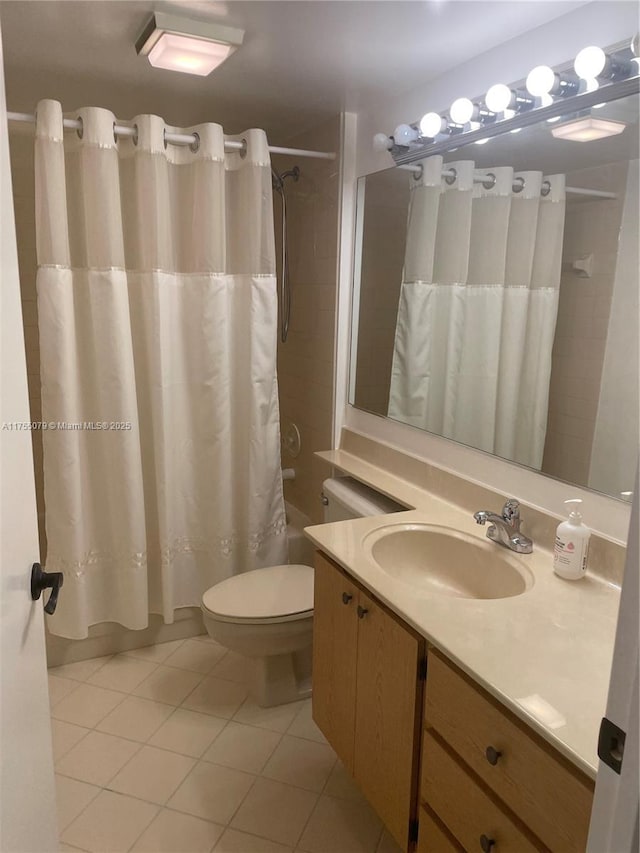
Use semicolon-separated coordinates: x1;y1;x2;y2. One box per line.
35;100;288;639
388;155;565;469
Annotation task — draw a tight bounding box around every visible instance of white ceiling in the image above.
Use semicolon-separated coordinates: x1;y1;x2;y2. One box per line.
1;0;589;142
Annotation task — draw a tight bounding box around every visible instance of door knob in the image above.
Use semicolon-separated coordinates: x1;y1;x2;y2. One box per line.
31;562;63;615
485;746;502;766
357;605;368;619
341;592;353;605
480;834;495;851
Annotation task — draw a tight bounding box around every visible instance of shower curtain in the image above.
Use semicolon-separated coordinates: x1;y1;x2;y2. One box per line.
388;155;565;469
35;100;288;639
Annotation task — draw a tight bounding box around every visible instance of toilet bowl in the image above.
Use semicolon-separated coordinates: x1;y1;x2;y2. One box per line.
201;478;405;707
201;564;314;707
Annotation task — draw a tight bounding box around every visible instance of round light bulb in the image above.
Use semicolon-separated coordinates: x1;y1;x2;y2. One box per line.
419;112;444;138
485;84;513;113
526;65;556;97
393;124;418;146
574;46;606;79
449;97;475;125
372;132;392;152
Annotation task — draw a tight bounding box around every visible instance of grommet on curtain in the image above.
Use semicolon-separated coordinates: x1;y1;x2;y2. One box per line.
113;121;118;144
444;167;457;186
412;164;424;182
541;180;551;197
163;128;168;150
76;116;84;139
482;172;497;190
513;176;526;194
189;132;200;153
132;124;139;146
239;138;247;159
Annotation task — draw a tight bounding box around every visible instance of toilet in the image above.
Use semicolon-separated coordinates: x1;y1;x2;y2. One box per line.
201;477;404;706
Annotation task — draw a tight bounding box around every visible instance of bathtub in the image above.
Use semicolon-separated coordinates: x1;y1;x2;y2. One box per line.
47;502;315;667
285;500;315;566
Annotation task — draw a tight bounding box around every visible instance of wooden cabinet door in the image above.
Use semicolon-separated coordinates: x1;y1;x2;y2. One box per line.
312;552;359;772
353;588;423;851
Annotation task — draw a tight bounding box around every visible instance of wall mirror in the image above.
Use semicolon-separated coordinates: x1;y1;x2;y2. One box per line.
350;85;639;501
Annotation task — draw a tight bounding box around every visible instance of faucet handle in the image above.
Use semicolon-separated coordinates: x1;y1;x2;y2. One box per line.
502;499;520;524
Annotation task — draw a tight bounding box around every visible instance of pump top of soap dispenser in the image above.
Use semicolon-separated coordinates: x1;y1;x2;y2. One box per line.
564;499;583;525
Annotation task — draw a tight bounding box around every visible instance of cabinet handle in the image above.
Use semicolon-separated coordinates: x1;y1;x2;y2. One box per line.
480;835;495;852
485;746;502;766
341;592;353;605
357;605;368;619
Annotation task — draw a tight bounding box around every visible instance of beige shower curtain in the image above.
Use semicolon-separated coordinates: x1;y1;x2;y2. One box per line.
35;100;288;639
388;154;566;469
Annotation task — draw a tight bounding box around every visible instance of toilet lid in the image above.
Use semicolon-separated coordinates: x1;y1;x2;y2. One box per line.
202;565;314;621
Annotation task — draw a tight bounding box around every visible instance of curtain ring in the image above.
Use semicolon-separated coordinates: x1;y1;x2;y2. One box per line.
444;167;457;186
189;131;200;153
239;138;247;159
513;176;525;194
76;116;84;140
541;180;551;197
412;164;424;182
482;172;496;190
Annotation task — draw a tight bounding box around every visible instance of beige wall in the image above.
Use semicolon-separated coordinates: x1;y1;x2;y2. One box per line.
273;116;340;524
354;167;408;416
542;161;628;487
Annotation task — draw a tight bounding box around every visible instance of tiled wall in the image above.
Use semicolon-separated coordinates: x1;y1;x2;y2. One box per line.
273;116;341;524
542;161;628;487
353;168;408;416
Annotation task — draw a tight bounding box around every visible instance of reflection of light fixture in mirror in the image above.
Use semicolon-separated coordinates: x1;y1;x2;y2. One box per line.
393;124;419;146
551;115;626;141
449;98;476;124
419;112;447;138
373;133;393;152
136;12;244;76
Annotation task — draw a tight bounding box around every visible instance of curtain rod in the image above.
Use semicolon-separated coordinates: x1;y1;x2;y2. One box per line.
7;111;336;161
397;163;617;198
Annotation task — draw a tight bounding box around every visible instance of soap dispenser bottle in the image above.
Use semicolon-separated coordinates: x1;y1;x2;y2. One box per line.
553;499;590;580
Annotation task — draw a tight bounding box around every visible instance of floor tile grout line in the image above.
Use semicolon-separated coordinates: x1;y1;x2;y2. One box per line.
54;770;102;835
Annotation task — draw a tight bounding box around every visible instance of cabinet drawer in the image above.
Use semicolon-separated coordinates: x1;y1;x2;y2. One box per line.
417;805;463;853
425;651;593;853
422;731;544;853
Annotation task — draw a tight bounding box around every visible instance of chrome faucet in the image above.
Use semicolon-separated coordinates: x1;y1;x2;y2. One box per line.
473;499;533;554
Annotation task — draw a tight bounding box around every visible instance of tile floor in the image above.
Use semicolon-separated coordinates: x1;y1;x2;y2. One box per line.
49;636;403;853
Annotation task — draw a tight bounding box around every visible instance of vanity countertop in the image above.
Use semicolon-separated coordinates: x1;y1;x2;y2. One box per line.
304;449;622;779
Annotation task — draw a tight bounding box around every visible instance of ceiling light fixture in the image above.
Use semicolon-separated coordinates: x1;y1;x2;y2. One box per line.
136;12;244;76
550;115;626;141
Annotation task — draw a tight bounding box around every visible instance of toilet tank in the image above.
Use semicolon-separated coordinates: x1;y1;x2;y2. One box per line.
322;477;405;522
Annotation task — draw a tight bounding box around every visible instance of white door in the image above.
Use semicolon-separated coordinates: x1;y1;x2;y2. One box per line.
587;470;639;853
0;22;58;853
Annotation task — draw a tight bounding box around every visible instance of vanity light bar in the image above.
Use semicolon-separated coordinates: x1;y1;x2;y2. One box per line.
378;37;639;160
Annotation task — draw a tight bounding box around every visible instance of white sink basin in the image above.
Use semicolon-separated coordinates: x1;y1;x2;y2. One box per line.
363;523;533;600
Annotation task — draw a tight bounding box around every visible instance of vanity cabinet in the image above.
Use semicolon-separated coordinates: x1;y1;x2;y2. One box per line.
312;551;594;853
312;552;425;851
420;651;594;853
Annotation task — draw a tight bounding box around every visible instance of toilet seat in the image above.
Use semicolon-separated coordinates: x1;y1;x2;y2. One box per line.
202;564;314;625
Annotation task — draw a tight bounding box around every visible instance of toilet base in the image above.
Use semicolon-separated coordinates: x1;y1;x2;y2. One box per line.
251;645;312;707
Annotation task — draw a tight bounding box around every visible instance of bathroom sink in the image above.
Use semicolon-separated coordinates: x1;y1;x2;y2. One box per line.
363;523;533;600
